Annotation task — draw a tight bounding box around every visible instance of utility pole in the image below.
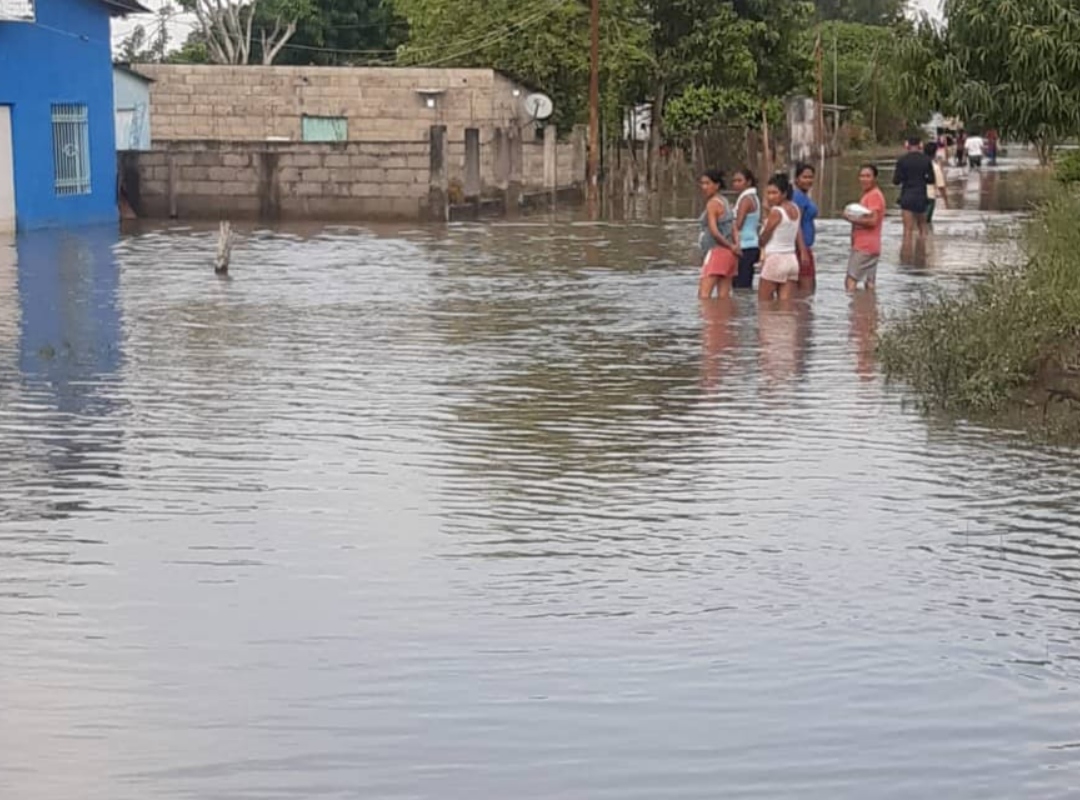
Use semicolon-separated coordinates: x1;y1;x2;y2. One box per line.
815;30;825;162
587;0;600;207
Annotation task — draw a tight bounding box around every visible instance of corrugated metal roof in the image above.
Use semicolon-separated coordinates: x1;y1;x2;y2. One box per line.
97;0;151;15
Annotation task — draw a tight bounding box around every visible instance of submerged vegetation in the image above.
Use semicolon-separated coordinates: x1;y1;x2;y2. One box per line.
879;192;1080;436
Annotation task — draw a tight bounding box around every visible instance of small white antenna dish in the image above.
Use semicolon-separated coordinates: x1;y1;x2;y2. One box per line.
523;92;554;121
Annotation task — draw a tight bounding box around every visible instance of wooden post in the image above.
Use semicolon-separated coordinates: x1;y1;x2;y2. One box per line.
586;0;600;205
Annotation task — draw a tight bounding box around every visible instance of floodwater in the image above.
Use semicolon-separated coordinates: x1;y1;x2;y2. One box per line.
2;158;1078;800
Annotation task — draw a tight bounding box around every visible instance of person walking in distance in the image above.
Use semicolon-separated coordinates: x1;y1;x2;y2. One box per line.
843;165;887;292
791;162;819;294
696;169;740;299
731;168;761;290
924;141;948;225
965;131;985;169
758;172;807;302
893;137;934;242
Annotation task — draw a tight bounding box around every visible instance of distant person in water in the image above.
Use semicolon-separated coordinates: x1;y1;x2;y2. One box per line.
893;137;933;242
843;165;886;292
696;169;740;299
924;141;948;224
986;128;999;166
758;172;806;302
791;162;818;293
731;167;761;290
965;132;985;169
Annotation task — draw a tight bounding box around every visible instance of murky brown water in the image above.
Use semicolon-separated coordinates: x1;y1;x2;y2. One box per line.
2;158;1079;799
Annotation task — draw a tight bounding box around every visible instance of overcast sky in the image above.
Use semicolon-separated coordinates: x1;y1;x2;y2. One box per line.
111;0;944;57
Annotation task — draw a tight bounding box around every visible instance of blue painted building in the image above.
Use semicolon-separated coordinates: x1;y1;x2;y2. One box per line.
0;0;148;231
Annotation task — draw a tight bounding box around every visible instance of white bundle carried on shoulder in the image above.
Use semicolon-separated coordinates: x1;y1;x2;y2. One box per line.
844;202;872;218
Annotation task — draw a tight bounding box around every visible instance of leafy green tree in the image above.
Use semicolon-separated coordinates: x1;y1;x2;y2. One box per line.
814;20;926;143
813;0;906;25
258;0;407;65
391;0;651;134
897;0;1080;163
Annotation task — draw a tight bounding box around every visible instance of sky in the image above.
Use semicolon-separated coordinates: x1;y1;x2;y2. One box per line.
110;0;945;57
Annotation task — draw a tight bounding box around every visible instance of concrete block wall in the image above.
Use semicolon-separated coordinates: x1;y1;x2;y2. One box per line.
136;65;531;146
128;140;432;221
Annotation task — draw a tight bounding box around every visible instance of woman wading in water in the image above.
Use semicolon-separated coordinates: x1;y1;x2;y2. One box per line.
792;162;818;293
696;169;740;299
731;168;761;290
758;173;806;302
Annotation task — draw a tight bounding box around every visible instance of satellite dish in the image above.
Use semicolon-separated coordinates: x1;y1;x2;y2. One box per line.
523;92;554;121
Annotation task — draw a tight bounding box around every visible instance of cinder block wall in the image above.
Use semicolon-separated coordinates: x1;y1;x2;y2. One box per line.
129;140;432;221
136;65;529;145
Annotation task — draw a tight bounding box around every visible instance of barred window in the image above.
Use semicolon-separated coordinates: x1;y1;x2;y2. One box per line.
51;104;91;196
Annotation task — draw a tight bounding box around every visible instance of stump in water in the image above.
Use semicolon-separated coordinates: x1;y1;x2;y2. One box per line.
215;221;233;275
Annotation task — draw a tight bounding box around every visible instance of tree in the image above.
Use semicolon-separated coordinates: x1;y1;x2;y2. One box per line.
265;0;407;66
391;0;651;134
178;0;315;64
813;0;906;25
116;3;174;63
813;20;927;142
896;0;1080;164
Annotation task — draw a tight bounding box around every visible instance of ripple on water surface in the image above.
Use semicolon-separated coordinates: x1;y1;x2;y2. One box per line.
1;170;1080;799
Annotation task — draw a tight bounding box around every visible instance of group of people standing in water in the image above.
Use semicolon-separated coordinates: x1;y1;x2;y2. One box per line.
697;161;886;300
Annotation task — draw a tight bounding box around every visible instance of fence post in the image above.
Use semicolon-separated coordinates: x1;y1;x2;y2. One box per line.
428;125;449;222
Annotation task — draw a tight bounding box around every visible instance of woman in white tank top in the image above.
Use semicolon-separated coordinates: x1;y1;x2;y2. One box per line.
758;173;807;301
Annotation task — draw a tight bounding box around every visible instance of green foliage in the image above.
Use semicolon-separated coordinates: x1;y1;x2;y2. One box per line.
259;0;407;65
813;0;905;24
813;20;929;144
392;0;650;133
896;0;1080;162
878;194;1080;415
664;85;780;138
1055;150;1080;185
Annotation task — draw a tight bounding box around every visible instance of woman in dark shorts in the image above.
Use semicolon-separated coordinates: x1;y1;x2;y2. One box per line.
893;138;933;242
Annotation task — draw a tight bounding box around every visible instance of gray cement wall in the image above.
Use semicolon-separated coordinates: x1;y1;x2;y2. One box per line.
120;125;586;223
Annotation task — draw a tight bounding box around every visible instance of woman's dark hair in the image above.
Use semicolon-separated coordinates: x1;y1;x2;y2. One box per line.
734;167;756;187
794;161;815;178
768;172;793;200
860;163;879;178
924;141;938;158
700;169;725;189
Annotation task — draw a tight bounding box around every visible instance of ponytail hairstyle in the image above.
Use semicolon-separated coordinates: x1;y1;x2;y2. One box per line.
768;172;793;201
734;167;757;187
700;168;726;190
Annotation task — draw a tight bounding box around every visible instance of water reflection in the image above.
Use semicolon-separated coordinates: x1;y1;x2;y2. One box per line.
848;290;878;381
0;227;124;523
699;297;738;393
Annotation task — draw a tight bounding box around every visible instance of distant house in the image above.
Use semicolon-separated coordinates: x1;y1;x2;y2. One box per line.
113;63;153;151
0;0;149;232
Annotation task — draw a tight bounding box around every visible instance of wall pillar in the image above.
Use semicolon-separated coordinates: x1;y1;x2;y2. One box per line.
464;127;481;201
506;126;523;213
257;150;280;221
571;124;587;190
493;128;510;190
543;125;557;191
428;124;449;222
166;142;178;218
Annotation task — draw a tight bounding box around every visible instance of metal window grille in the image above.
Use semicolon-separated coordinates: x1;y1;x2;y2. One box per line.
51;103;91;196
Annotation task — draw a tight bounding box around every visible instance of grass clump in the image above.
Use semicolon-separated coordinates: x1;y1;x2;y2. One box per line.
878;194;1080;421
